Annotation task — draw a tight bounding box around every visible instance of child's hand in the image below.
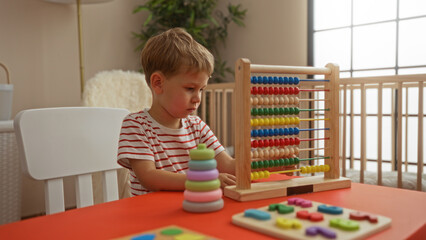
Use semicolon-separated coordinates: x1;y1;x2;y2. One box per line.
218;173;236;188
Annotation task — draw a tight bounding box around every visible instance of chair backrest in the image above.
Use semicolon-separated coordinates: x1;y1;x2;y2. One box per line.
14;107;130;214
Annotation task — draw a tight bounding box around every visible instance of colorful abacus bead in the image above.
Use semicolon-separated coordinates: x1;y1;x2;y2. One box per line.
183;144;224;213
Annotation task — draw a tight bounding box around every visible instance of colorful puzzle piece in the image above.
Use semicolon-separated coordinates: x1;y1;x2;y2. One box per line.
330;218;360;231
244;209;271;220
350;211;378;223
288;197;312;208
268;203;294;214
276;218;302;229
306;226;336;239
296;210;324;222
115;225;216;240
318;205;343;215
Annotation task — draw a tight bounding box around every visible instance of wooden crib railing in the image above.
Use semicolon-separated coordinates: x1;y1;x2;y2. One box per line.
199;74;425;191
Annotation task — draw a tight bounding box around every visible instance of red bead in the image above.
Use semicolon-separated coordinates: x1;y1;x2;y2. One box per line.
289;87;294;95
289;138;295;145
279;138;285;146
279;87;284;95
274;87;279;95
263;87;269;95
258;140;264;148
294;87;300;94
261;139;268;147
251;140;257;148
283;87;289;95
284;138;290;146
269;139;274;147
269;87;274;95
295;137;300;145
257;86;263;95
274;139;280;147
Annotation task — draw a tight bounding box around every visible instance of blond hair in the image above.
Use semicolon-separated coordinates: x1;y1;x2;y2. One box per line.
141;28;214;85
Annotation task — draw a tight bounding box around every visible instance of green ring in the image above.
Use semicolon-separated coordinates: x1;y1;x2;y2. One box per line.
189;144;215;160
185;179;220;192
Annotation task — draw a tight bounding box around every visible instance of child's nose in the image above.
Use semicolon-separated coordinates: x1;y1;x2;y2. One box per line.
192;93;201;103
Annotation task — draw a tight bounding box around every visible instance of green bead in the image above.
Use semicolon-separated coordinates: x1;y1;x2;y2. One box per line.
251;161;257;169
251;108;257;116
279;159;285;166
263;160;269;168
279;108;285;115
294;107;300;114
274;160;280;166
258;108;264;116
284;158;290;166
258;161;264;168
294;157;300;164
288;108;294;115
274;108;279;115
268;108;274;116
283;108;289;115
289;158;294;165
269;160;275;167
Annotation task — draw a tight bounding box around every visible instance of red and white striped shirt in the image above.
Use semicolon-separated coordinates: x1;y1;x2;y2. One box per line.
117;109;224;196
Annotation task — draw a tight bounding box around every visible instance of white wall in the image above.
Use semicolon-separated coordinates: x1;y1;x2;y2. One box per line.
0;0;307;218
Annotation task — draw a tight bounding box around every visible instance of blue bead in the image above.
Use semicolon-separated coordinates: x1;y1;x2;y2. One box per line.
273;76;279;84
288;128;294;135
294;77;300;85
284;77;289;84
263;129;269;136
268;76;273;84
263;76;268;84
274;129;279;136
279;128;284;136
294;127;300;135
250;76;255;84
258;129;264;137
278;77;284;84
284;128;289;135
289;77;294;85
268;129;274;136
251;130;256;137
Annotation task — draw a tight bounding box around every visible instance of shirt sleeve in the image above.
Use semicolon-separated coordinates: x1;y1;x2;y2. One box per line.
117;114;154;169
197;118;225;156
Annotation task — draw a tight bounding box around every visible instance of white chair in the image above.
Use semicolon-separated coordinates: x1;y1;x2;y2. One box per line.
14;107;130;214
83;70;152;202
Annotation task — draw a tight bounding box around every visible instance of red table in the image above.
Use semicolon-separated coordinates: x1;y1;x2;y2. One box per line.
1;183;425;239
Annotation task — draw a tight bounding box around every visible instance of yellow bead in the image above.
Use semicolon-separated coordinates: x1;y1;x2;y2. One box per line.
294;117;300;124
314;165;320;172
258;118;264;126
251;172;254;180
285;117;290;125
269;118;275;125
324;164;330;172
252;172;259;180
300;166;307;174
289;117;295;125
264;118;270;126
258;171;264;179
264;170;270;178
279;117;285;125
250;119;254;126
319;165;325;172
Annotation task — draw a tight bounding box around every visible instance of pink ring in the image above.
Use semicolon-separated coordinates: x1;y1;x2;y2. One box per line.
184;189;223;202
187;169;219;181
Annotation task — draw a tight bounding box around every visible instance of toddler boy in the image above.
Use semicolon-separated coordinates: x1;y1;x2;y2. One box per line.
117;28;236;196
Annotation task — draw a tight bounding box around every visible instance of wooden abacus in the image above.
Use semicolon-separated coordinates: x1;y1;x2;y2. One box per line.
224;58;351;202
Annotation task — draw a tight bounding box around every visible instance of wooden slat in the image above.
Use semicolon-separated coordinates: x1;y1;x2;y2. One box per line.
404;87;409;172
234;59;252;190
397;82;403;188
222;89;229;147
201;90;207;121
350;88;354;169
250;64;331;75
378;83;383;186
360;83;366;183
417;81;424;191
342;84;347;177
209;90;216;134
340;74;426;84
391;87;396;171
215;90;222;141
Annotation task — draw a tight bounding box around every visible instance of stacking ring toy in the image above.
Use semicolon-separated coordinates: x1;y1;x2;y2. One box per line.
184;188;222;202
187;169;219;181
189;144;215;160
188;159;217;171
182;199;224;213
185;179;220;192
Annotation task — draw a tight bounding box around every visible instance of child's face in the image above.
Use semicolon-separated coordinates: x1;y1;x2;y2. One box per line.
160;70;209;119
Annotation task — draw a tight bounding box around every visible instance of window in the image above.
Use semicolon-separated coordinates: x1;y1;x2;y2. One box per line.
309;0;426;77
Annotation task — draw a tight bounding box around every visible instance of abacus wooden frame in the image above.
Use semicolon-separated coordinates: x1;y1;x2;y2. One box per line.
224;58;351;201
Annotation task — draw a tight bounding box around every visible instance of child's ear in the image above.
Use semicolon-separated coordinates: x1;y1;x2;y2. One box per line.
150;72;164;94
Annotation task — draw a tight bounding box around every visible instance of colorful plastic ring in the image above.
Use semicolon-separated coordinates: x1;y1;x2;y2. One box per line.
182;199;224;213
187;169;219;181
184;189;222;202
189;144;215;160
185;179;220;192
188;159;217;171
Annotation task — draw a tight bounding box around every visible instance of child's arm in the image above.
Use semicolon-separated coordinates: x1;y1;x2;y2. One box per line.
128;158;186;191
215;150;237;187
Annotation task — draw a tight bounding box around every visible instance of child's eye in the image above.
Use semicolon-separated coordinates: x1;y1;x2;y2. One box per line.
186;87;194;91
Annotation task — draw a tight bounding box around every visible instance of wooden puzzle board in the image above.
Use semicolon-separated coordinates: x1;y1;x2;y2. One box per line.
115;225;217;240
232;199;391;240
